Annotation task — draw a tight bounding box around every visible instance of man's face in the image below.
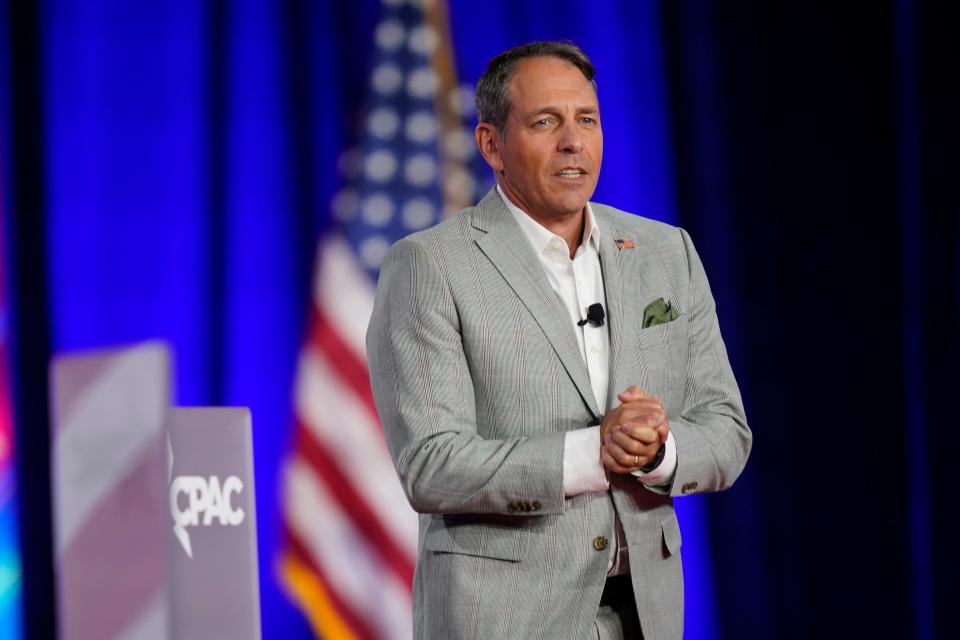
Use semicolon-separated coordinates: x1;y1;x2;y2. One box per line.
477;56;603;224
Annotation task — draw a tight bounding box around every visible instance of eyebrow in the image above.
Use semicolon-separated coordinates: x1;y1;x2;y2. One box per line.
523;104;599;118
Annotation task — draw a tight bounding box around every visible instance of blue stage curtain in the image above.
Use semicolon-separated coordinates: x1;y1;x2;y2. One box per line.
35;0;709;636
662;2;959;638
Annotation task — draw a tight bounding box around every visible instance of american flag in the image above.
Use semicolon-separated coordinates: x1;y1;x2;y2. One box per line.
278;0;490;637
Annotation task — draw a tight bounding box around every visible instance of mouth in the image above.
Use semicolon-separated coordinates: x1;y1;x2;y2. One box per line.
555;167;587;179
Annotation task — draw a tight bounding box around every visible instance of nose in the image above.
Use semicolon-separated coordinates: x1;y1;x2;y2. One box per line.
556;121;583;154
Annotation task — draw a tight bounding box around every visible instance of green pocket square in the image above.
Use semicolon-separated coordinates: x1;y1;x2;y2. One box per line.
642;298;680;328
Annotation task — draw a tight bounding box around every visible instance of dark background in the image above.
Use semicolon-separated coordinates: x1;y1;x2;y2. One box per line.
3;1;957;637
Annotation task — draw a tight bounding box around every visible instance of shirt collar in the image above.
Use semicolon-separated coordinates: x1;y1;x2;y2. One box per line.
497;184;600;258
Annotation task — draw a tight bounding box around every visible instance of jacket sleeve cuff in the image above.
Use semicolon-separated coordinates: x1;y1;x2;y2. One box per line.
630;430;677;489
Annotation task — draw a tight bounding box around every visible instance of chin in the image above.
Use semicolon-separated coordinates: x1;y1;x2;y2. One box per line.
553;194;590;214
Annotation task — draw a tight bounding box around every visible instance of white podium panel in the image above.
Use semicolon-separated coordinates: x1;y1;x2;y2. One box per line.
167;407;261;640
50;342;171;640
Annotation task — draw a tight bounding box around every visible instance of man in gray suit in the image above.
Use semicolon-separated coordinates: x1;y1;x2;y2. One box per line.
367;41;751;640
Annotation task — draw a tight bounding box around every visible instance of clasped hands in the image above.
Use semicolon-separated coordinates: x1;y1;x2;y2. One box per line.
600;385;668;474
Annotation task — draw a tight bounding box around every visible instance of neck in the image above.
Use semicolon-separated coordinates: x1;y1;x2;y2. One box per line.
498;183;586;258
553;212;585;259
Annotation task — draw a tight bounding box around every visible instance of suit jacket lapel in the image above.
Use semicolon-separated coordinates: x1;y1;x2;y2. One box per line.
472;190;601;421
594;206;659;408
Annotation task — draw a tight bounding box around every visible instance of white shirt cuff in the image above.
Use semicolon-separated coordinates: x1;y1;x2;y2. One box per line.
562;426;609;497
630;430;678;486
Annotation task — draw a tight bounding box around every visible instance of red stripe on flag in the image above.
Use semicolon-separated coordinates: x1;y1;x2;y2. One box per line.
283;523;379;640
309;308;378;421
294;422;415;587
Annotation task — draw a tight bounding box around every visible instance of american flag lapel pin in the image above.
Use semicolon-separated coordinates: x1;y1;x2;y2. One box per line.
614;238;635;250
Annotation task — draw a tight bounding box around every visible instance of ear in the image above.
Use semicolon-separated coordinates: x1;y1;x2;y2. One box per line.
475;123;504;173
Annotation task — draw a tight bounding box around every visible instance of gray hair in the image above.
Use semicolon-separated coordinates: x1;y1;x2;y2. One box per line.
475;40;597;135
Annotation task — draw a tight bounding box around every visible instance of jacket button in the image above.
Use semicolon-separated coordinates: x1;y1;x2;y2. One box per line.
681;482;699;495
508;502;517;513
531;500;541;511
592;536;609;551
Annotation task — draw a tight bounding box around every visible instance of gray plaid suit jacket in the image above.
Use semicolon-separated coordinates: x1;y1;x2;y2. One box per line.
367;188;751;640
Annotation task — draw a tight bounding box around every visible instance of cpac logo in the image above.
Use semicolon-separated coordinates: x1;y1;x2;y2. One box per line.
170;475;245;558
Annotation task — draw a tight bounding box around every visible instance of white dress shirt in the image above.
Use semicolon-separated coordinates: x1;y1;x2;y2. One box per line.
498;186;678;571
